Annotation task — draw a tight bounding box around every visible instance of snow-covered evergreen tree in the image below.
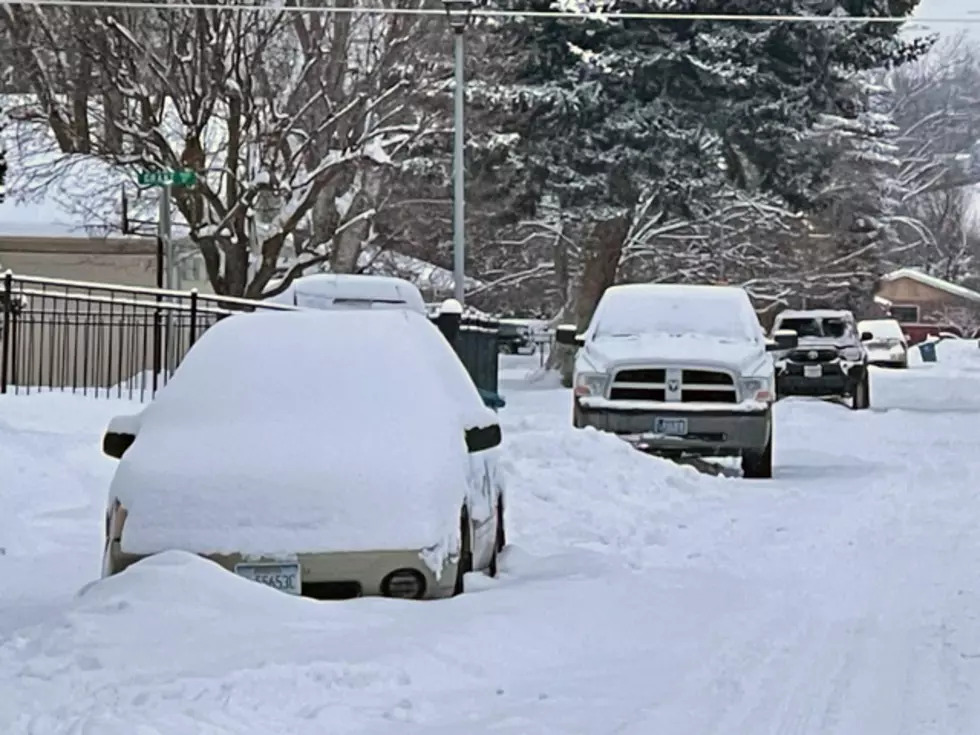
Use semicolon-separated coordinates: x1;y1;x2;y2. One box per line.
808;73;904;313
490;0;931;318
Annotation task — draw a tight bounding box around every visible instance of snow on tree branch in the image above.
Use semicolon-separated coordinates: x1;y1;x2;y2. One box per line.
0;0;445;297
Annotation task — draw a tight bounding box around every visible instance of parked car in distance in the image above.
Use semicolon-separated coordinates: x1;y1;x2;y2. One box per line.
100;309;507;600
265;273;428;315
555;283;795;479
770;309;871;410
497;319;535;354
858;318;909;369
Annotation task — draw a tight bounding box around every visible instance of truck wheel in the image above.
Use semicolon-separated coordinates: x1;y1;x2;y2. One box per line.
573;402;585;428
851;372;871;410
742;424;773;479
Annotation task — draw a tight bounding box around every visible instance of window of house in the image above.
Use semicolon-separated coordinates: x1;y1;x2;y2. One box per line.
889;305;919;323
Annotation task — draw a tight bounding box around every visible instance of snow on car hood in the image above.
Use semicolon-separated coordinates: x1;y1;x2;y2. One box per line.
582;334;769;374
110;414;467;559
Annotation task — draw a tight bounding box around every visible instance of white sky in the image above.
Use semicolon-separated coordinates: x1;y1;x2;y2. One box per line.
912;0;980;38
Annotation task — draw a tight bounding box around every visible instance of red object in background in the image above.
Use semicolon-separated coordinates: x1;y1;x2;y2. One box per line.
898;323;964;345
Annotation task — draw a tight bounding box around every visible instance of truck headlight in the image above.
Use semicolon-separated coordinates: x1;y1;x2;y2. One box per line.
840;347;863;361
740;376;774;402
574;372;609;398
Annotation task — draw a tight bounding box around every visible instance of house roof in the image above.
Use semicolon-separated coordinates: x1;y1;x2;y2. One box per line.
880;268;980;304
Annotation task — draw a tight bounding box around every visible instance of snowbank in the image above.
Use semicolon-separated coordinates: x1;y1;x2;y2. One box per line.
498;389;731;570
0;393;141;638
0;394;135;560
873;338;980;412
10;361;980;732
111;310;492;558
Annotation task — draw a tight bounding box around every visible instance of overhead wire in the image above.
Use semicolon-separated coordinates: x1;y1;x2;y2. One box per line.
0;0;969;24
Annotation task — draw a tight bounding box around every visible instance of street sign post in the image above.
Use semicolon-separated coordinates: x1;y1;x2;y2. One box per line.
138;169;198;379
137;169;197;294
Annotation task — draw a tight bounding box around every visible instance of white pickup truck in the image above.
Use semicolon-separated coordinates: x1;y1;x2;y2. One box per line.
555;284;797;478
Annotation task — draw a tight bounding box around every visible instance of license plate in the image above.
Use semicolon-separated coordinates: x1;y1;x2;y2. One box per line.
654;417;688;436
234;562;302;595
804;364;822;378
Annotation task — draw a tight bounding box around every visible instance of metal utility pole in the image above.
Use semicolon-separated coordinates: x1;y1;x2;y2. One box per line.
443;0;475;306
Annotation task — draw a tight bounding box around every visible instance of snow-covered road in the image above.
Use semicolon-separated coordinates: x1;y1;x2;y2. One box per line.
3;342;980;734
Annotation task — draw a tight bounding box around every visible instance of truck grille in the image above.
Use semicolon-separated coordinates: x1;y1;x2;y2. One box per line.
788;348;838;363
680;369;737;403
609;367;737;403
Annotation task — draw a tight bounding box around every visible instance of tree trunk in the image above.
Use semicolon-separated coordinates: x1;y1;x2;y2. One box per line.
551;214;631;386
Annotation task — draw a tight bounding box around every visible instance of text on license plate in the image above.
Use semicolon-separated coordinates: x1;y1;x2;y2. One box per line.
234;562;302;595
804;364;822;378
654;417;688;436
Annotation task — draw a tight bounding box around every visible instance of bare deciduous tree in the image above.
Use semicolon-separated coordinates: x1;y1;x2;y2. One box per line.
0;1;443;297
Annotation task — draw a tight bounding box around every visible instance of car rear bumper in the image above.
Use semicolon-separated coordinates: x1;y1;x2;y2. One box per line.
106;545;457;600
576;399;771;456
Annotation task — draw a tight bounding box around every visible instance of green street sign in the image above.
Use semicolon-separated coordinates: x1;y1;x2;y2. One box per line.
138;170;197;187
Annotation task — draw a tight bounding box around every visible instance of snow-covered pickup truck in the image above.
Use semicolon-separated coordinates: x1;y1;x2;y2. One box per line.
555;284;797;479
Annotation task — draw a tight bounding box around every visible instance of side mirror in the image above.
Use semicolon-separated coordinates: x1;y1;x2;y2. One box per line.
860;331;874;342
767;328;798;351
103;431;136;459
465;423;502;453
102;412;143;459
555;324;584;347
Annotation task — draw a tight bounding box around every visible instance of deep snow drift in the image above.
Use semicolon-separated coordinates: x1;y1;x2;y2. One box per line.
3;342;980;734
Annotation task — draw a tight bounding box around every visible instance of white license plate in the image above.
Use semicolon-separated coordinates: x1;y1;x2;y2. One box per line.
804;364;822;378
234;562;302;595
654;417;688;436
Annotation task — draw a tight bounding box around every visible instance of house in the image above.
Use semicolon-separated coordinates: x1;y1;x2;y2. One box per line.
875;268;980;334
0;234;210;291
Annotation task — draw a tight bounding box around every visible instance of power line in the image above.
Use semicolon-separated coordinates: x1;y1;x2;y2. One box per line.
0;0;970;24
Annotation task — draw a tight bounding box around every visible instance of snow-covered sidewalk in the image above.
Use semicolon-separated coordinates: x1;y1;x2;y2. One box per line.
3;344;980;734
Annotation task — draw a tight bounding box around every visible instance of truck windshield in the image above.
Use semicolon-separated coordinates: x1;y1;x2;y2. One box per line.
594;291;758;342
779;317;848;338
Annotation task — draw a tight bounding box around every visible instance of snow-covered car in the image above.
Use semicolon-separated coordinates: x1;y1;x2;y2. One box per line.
100;309;507;600
265;273;427;315
555;284;796;479
770;309;871;409
858;318;909;369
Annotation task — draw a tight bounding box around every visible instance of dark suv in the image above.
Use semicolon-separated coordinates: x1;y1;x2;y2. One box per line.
770;309;871;410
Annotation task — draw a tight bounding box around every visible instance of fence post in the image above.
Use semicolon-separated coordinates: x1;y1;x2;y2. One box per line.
435;298;462;350
1;271;12;394
188;289;199;347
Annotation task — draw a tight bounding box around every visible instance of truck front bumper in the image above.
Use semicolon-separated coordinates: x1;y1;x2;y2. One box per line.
776;362;865;398
576;397;771;457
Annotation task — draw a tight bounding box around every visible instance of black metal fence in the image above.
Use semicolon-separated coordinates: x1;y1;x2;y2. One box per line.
0;272;500;402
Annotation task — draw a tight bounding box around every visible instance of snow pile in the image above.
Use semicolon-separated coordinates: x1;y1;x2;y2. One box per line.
498;389;730;571
111;309;492;559
872;338;980;412
0;394;129;560
498;353;561;390
8;363;980;731
0;393;139;636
